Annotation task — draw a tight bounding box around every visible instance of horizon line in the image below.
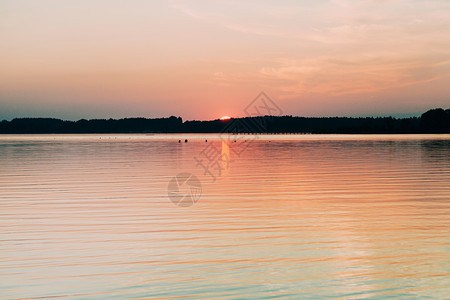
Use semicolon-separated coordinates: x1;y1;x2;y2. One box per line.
3;108;449;123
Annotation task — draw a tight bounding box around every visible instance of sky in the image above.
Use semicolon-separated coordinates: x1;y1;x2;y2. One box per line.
1;0;449;121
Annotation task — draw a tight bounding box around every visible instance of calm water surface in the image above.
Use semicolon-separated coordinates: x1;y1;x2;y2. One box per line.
1;134;449;299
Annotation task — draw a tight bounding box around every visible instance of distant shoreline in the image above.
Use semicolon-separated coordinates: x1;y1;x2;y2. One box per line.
1;108;449;134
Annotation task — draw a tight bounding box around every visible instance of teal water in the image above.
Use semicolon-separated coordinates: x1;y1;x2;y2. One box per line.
1;134;449;299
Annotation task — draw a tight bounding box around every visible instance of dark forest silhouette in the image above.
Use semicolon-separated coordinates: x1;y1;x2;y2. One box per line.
0;108;449;134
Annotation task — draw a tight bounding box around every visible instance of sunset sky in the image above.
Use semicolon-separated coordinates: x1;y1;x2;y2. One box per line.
1;0;449;120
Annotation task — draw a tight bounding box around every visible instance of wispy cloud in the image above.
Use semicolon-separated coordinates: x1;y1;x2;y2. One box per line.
172;0;450;95
259;56;449;95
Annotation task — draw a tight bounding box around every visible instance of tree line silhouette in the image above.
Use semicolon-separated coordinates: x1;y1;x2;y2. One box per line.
0;108;448;134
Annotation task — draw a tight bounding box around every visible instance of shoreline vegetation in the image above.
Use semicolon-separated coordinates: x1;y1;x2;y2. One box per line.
0;108;449;134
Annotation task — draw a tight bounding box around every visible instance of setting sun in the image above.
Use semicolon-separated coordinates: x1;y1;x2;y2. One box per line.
220;116;231;121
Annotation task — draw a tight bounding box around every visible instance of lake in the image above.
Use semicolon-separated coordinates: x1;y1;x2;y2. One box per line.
1;134;449;299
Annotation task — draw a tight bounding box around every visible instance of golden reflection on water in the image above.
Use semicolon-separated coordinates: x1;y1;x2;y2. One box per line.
0;134;449;299
221;139;230;175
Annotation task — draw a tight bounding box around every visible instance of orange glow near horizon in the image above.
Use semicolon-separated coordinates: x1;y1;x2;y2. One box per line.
220;116;231;121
